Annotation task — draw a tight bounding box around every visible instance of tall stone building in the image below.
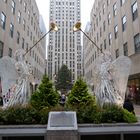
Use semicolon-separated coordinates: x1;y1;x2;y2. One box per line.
84;0;140;101
47;0;82;82
0;0;46;92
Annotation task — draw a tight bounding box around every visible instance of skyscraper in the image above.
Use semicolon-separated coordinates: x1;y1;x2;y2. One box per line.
47;0;82;82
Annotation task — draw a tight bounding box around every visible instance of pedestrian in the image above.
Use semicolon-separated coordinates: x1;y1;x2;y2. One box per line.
123;98;135;114
60;94;66;107
0;96;3;106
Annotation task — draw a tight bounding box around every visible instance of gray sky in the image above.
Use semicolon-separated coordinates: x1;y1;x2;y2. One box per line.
35;0;95;30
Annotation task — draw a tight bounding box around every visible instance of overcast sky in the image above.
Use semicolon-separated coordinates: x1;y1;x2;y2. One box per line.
35;0;95;31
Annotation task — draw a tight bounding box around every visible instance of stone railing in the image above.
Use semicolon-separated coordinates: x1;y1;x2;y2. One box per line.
0;112;140;140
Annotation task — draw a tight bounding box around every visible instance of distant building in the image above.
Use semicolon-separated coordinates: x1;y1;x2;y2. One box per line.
47;0;83;82
0;0;46;94
83;0;140;99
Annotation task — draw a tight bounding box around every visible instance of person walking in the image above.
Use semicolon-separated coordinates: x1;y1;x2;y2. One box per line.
123;98;135;114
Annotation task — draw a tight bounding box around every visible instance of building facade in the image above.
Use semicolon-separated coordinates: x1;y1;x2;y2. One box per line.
47;0;82;82
84;0;140;101
0;0;46;94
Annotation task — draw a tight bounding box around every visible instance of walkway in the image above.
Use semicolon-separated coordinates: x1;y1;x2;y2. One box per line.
134;104;140;121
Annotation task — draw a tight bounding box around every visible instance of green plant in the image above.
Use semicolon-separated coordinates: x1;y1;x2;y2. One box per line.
55;64;72;92
0;106;39;124
123;109;137;123
100;105;124;123
67;78;95;107
30;75;59;110
76;103;99;123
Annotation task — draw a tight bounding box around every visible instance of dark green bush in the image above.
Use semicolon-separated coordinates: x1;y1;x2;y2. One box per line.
0;104;138;124
0;105;50;125
76;103;99;123
99;105;124;123
2;106;40;124
30;75;59;110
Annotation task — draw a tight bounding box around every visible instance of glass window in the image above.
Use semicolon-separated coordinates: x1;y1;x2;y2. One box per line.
134;33;140;53
108;33;112;45
11;0;16;14
28;10;30;20
24;2;27;12
113;2;117;16
19;0;22;4
114;25;118;39
116;49;119;58
3;0;7;3
10;23;14;38
1;12;6;30
107;0;110;6
120;0;125;6
18;11;21;23
17;31;20;44
23;19;26;30
26;43;28;53
8;48;12;57
123;42;128;56
132;1;138;21
100;27;102;37
103;4;105;14
27;26;29;36
103;21;105;31
0;41;4;58
108;13;111;25
104;39;106;49
122;15;126;31
22;38;24;49
100;44;103;53
99;12;101;21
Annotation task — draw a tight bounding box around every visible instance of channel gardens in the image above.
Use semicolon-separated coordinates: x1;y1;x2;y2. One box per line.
0;22;140;140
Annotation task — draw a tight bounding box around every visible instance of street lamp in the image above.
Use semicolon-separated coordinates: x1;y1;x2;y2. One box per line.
73;22;104;55
24;22;58;57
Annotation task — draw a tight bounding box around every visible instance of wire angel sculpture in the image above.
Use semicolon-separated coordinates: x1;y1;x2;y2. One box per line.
93;51;131;108
0;49;32;108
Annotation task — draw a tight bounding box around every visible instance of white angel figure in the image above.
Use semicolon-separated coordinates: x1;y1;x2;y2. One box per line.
0;56;18;106
94;51;131;108
0;49;32;108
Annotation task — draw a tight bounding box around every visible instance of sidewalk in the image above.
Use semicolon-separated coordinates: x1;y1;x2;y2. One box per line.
134;104;140;121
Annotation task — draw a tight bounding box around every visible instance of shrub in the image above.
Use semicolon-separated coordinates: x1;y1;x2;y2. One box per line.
123;109;137;123
0;105;138;124
30;75;59;110
76;103;99;123
66;78;98;123
67;78;96;107
99;105;124;123
2;105;41;124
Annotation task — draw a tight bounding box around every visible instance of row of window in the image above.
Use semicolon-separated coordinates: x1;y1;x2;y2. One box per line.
92;1;138;50
94;1;138;31
2;0;40;38
0;41;12;58
0;40;44;69
1;11;39;39
115;33;140;58
85;33;140;69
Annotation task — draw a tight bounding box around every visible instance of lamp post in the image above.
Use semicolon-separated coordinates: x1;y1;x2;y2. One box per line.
24;22;58;57
73;22;104;55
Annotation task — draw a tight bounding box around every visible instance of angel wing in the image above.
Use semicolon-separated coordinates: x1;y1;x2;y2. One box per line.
111;56;131;101
0;56;18;96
